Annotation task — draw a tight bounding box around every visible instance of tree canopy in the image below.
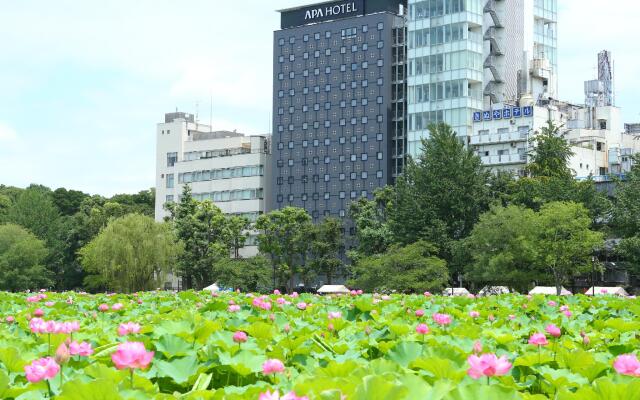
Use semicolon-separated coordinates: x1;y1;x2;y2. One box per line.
0;224;51;291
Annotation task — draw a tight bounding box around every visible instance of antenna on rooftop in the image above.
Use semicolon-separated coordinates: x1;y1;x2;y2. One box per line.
195;101;199;123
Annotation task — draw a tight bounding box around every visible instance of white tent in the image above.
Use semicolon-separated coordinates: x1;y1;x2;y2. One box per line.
478;286;511;296
529;286;572;296
317;285;350;294
584;287;629;297
442;288;471;297
202;283;220;292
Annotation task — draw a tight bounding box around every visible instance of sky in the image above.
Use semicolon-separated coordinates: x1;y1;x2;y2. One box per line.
0;0;638;196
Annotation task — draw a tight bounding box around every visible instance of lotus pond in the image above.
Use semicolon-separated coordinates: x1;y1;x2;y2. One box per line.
1;290;639;399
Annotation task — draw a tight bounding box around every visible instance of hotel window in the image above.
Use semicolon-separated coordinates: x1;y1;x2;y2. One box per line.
314;32;320;40
166;174;174;188
278;38;284;45
303;34;309;42
166;152;177;167
166;195;174;203
289;37;295;44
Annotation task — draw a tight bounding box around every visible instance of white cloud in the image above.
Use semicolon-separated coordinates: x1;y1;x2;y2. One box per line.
0;123;17;142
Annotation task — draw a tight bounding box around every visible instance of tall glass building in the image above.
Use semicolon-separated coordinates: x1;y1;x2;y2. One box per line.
407;0;558;157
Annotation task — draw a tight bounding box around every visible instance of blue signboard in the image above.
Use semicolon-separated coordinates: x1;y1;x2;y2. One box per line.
473;106;533;122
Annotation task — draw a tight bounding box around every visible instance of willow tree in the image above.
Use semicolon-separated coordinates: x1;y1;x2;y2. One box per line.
79;214;181;293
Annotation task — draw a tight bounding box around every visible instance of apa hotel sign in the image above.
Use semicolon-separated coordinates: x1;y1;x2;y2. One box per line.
280;0;365;29
305;2;360;21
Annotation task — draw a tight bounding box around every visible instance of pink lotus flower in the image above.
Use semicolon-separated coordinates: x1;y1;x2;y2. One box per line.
273;289;281;295
290;292;299;298
357;290;363;295
24;357;60;382
33;308;44;317
350;290;357;296
509;315;516;320
424;291;432;297
433;313;452;326
45;301;54;307
262;359;285;375
26;296;40;303
548;301;557;307
260;302;272;311
469;311;480;318
467;353;512;379
233;331;248;343
98;304;109;312
55;342;70;364
613;354;640;377
276;297;286;305
283;324;291;333
111;303;124;311
5;316;15;324
416;323;429;335
111;342;154;370
473;341;483;354
560;305;569;312
415;309;425;317
118;322;141;336
259;390;309;400
583;335;590;346
563;310;572;317
69;341;93;356
296;302;307;310
545;324;561;338
528;333;549;346
488;314;496;322
228;305;241;313
29;317;47;334
328;311;342;320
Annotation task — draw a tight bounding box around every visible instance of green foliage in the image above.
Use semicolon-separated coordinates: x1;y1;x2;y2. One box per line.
224;216;250;259
526;121;575;180
390;123;490;265
309;217;344;284
167;185;234;290
349;241;448;293
52;188;89;216
349;187;394;260
255;207;312;291
213;256;272;292
0;223;51;290
465;202;604;295
79;214;181;293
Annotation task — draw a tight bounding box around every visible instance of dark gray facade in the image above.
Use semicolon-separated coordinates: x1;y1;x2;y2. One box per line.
271;0;407;230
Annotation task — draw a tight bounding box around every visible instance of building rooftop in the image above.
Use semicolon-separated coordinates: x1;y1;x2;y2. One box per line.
192;130;245;141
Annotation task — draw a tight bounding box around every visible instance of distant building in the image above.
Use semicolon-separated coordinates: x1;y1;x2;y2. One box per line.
155;112;271;262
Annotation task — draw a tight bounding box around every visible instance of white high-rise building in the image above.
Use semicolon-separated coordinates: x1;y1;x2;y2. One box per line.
155;112;271;260
406;0;557;156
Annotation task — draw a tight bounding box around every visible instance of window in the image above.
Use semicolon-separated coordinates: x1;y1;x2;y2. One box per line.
166;195;174;203
377;133;383;141
166;152;178;167
324;192;330;200
361;153;368;161
303;34;309;42
339;191;346;199
278;38;285;45
166;174;174;188
377;23;384;30
325;31;331;38
377;152;383;160
361;171;368;179
288;141;294;149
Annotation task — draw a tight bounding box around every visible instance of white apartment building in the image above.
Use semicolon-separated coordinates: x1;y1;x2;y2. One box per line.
155;112;271;260
406;0;557;156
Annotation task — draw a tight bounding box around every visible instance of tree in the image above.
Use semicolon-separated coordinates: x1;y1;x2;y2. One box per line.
255;207;312;292
0;194;10;223
225;216;250;259
464;205;541;293
167;186;230;290
612;155;640;279
213;256;272;292
390;123;490;265
79;214;181;293
348;187;394;260
309;217;344;285
52;188;89;216
0;224;52;291
536;202;604;295
349;241;448;293
526;121;575;180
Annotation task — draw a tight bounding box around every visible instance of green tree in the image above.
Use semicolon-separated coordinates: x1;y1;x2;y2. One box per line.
349;241;448;293
79;214;181;293
612;154;640;278
167;185;230;290
526;121;575;179
348;187;394;261
464;205;540;293
390;123;490;265
0;194;10;223
213;256;272;292
255;207;312;292
0;224;52;291
309;217;344;285
52;188;89;216
536;202;604;295
225;216;250;259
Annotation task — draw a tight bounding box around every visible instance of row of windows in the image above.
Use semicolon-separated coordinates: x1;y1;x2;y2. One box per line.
409;51;483;76
277;79;384;99
277;96;383;115
178;165;264;184
277;133;382;150
409;108;471;131
409;23;467;49
276;23;384;46
277;190;371;203
276;170;384;185
277;152;382;168
410;0;468;20
277;115;385;132
409;80;467;103
277;42;384;64
277;60;384;80
183;147;251;162
192;189;264;203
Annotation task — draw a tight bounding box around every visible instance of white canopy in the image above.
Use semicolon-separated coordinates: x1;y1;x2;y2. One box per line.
442;288;471;296
529;286;572;296
317;285;350;294
584;287;629;297
478;286;511;296
202;283;220;292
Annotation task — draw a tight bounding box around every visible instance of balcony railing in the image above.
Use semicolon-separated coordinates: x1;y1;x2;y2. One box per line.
471;131;527;145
